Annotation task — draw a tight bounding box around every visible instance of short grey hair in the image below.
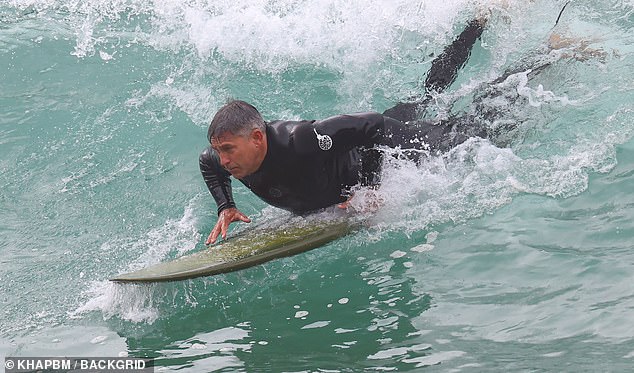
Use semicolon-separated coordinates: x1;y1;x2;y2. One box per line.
207;100;265;142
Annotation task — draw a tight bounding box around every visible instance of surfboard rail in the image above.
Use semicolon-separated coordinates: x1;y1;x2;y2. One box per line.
110;218;355;283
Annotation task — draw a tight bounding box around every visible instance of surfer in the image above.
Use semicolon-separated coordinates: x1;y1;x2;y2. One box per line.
200;0;599;245
199;17;490;244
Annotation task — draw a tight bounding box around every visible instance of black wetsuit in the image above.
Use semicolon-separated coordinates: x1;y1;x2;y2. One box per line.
200;19;487;215
199;112;484;215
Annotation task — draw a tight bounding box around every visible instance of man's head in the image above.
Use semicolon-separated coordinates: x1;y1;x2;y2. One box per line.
208;100;268;179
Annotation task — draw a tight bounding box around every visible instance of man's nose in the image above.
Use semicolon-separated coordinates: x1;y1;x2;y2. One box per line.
219;152;231;167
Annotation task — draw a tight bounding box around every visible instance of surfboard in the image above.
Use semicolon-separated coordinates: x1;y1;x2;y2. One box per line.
110;218;355;283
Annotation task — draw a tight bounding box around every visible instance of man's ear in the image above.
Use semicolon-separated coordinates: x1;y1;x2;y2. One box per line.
251;128;265;145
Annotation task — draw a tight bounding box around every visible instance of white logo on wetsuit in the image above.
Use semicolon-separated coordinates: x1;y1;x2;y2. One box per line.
314;128;333;151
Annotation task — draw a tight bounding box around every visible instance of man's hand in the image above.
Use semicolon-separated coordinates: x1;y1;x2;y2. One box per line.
337;198;353;210
206;207;251;245
337;189;385;213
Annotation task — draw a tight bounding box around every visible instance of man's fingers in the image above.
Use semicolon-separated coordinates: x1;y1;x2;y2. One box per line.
206;220;224;245
206;208;251;246
221;220;229;239
206;228;219;245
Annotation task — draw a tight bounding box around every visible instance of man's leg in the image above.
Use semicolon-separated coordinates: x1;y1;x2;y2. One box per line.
383;18;487;123
382;116;487;157
424;18;487;93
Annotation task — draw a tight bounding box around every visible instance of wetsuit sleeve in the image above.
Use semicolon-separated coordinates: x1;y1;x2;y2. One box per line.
199;147;236;215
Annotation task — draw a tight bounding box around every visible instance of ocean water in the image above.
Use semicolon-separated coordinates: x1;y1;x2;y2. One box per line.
1;0;634;371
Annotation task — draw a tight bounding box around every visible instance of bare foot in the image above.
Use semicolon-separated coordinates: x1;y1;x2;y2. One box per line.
549;33;608;62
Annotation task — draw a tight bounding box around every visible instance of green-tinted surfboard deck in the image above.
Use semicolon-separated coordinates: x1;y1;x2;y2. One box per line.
110;218;354;283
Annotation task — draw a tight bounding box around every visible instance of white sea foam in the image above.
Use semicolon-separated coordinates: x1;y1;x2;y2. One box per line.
368;343;432;360
90;335;108;344
355;138;599;236
402;350;466;367
7;0;471;62
71;281;161;324
411;244;434;253
6;0;493;120
301;321;330;330
71;198;202;323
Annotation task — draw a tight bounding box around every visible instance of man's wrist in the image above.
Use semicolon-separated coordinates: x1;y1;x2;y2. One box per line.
217;203;237;216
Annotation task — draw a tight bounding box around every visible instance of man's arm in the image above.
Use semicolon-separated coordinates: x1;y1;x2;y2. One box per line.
199;147;236;214
314;112;386;151
289;112;386;156
199;147;251;244
292;112;390;211
309;112;388;186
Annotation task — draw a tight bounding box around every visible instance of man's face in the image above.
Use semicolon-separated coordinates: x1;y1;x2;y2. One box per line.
211;129;265;179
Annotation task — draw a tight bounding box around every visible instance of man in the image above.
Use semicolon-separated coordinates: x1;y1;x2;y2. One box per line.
200;18;489;244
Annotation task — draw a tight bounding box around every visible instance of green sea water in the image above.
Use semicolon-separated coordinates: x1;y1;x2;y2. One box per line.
1;0;634;371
